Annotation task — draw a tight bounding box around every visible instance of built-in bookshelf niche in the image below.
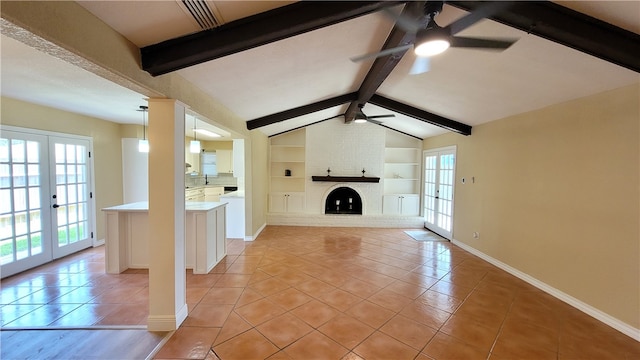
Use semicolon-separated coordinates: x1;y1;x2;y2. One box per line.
269;129;306;213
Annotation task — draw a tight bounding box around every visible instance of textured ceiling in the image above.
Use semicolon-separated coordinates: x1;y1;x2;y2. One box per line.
1;1;638;140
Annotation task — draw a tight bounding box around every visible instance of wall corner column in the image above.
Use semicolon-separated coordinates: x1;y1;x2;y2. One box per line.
146;98;187;331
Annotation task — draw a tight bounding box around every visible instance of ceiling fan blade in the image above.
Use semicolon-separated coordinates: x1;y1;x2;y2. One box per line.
409;56;431;75
366;118;384;125
367;114;395;119
446;1;512;35
350;44;412;63
450;36;517;50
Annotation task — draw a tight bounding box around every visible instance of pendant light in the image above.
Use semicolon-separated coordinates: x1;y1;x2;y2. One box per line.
190;118;201;154
138;105;149;153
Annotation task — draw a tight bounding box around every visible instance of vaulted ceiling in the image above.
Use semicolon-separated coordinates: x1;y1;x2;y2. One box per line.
2;1;639;140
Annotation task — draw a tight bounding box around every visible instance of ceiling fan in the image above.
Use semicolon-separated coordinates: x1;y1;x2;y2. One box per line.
351;104;395;124
351;1;518;74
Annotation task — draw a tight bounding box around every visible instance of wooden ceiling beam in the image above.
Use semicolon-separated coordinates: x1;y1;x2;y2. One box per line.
246;93;357;130
448;1;640;73
344;2;429;122
141;1;402;76
369;94;472;135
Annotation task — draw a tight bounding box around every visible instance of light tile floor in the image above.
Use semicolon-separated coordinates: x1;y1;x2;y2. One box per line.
2;226;639;359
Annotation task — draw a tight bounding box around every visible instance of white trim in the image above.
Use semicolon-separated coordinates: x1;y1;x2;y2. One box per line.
1;125;93;142
146;303;188;331
422;146;457;240
245;222;266;241
267;213;424;228
452;238;640;342
423;144;457;153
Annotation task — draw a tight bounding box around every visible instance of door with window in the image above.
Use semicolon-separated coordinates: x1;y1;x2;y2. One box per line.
423;147;456;239
1;129;93;278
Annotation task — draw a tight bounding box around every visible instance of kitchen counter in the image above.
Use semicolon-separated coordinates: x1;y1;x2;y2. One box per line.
103;201;226;211
102;201;227;274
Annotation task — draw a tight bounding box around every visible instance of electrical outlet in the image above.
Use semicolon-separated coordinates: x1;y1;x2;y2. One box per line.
473;232;480;239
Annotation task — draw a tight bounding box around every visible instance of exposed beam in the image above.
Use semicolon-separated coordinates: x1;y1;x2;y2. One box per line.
246;93;357;130
448;1;640;73
369;94;472;135
141;1;402;76
345;2;430;122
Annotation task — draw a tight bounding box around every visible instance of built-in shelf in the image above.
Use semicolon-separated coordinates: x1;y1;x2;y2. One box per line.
312;176;380;183
383;132;422;213
270;129;306;210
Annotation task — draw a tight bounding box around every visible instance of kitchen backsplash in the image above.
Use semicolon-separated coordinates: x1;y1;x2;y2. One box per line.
185;173;237;187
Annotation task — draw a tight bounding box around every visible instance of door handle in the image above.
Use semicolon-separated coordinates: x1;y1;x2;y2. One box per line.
52;204;60;208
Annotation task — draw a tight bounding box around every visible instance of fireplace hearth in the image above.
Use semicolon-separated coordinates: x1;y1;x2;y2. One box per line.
325;187;362;215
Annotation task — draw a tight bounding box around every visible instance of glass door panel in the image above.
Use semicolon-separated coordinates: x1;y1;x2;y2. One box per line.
0;131;52;277
1;129;94;278
423;148;456;240
50;137;92;259
423;154;437;226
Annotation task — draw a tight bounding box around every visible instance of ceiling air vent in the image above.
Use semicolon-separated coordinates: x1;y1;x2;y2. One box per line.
179;0;223;30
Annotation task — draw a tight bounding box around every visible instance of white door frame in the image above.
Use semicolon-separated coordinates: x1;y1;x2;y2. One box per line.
423;146;456;240
1;125;96;278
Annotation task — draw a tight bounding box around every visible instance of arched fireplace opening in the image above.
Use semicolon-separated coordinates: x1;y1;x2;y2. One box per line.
325;187;362;215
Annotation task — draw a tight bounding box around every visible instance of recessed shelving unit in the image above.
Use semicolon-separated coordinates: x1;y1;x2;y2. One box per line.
269;129;306;212
382;131;422;215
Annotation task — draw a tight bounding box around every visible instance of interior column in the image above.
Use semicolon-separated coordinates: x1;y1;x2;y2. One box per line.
146;98;187;331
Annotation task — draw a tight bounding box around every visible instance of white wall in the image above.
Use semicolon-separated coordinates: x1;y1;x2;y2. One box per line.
305;119;386;215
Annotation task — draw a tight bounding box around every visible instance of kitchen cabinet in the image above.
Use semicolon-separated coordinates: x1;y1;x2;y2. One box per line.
382;194;419;216
217;150;233;174
185;145;200;174
269;192;305;213
185;187;204;201
102;201;227;274
205;186;224;202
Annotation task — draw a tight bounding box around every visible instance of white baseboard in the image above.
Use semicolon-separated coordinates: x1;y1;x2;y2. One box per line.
267;213;424;228
146;303;188;331
93;238;105;247
245;222;266;241
451;239;640;342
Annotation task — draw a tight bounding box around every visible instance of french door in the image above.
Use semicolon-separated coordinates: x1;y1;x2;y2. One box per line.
423;147;456;239
1;128;94;278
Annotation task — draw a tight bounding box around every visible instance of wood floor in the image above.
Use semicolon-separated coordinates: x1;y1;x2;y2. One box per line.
1;328;169;360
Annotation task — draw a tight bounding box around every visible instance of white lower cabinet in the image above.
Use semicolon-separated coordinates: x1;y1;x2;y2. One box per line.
269;192;305;213
382;194;419;215
204;187;224;202
185;188;204;201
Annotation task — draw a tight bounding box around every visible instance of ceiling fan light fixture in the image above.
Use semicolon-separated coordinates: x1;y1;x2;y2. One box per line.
354;119;367;124
414;39;450;57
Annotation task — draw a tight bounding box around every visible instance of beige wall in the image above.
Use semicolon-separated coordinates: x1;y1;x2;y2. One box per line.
424;83;640;329
2;1;269;246
250;131;269;235
1;97;125;241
